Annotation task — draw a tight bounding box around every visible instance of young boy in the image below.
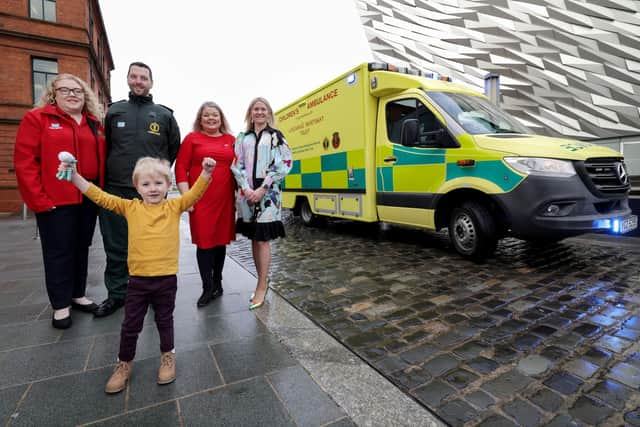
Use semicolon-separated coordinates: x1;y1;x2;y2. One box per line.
59;155;216;393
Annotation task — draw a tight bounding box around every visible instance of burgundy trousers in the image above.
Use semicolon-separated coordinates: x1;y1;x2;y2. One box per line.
118;275;177;362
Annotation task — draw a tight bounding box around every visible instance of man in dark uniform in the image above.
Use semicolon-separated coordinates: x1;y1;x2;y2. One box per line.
94;62;181;317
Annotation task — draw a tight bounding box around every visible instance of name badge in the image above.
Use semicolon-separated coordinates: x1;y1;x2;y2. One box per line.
49;123;62;130
117;121;126;128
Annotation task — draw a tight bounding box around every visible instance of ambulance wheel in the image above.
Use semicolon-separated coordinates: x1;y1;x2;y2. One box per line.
449;201;497;259
300;199;317;226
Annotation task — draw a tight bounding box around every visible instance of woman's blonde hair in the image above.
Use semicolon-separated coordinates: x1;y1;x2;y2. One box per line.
132;157;172;186
36;73;104;120
193;101;232;134
244;97;275;132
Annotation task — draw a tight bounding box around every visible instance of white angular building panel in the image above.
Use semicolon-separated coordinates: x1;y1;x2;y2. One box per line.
354;0;640;139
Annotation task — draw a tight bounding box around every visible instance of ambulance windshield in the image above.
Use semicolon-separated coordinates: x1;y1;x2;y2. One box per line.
427;92;530;135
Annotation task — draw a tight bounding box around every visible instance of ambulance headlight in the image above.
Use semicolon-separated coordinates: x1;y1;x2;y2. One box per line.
504;157;576;177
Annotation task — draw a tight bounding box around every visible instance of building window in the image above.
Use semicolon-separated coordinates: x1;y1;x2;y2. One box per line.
97;37;104;72
32;58;58;104
88;1;94;41
30;0;56;22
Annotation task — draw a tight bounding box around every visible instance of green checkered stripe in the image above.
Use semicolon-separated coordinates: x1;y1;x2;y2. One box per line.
284;150;365;190
375;146;524;192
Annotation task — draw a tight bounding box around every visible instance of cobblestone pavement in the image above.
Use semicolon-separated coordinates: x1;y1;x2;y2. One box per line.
228;217;640;427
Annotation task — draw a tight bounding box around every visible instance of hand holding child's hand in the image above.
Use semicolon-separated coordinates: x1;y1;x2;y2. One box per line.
202;157;216;173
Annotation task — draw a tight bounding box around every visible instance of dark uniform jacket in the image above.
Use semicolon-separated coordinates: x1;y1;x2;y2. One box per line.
105;92;180;188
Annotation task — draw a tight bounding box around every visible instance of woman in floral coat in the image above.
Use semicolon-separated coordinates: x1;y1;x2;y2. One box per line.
232;97;292;310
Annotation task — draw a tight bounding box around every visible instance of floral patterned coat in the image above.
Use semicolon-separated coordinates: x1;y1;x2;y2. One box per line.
232;126;292;224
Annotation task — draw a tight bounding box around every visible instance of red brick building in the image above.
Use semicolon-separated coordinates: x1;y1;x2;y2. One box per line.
0;0;113;213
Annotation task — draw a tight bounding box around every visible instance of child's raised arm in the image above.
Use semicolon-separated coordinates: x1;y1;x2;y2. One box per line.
175;157;216;212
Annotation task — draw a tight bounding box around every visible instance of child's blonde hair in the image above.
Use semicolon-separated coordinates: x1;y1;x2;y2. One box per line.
132;157;172;186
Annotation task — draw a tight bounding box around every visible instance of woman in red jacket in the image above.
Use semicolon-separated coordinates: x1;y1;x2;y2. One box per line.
14;73;106;329
175;101;236;307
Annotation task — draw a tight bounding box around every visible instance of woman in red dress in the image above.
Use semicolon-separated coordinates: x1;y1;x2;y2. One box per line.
175;101;236;307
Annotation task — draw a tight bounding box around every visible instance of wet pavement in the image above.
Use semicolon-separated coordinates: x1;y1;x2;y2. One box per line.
0;215;440;427
228;217;640;427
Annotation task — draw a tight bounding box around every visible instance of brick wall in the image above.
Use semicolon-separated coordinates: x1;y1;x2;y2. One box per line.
1;1;28;15
0;0;113;213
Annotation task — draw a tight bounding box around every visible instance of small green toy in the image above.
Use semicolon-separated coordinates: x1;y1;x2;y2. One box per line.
56;151;76;181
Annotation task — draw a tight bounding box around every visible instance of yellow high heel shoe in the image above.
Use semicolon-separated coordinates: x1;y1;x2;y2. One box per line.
249;287;269;310
249;278;270;301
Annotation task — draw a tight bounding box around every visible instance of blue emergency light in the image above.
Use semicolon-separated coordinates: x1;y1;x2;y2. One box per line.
593;218;621;234
613;219;620;233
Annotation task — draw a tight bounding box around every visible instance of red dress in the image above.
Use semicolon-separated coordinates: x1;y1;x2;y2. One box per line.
175;131;236;248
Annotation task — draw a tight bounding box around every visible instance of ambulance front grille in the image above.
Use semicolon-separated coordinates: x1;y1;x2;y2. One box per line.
578;158;630;196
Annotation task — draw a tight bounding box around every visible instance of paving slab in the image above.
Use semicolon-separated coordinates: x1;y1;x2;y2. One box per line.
267;365;347;427
85;401;180;426
179;376;296;427
10;367;125;426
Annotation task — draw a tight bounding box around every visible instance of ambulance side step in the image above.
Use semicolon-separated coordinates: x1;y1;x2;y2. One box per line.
312;194;363;218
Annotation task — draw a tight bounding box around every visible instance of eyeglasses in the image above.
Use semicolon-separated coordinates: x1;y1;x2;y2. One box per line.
55;87;84;96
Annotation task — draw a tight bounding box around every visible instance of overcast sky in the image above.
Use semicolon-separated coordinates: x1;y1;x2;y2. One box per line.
100;1;373;135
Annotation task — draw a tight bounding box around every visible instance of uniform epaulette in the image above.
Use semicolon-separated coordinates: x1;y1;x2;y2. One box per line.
108;99;126;107
156;104;174;114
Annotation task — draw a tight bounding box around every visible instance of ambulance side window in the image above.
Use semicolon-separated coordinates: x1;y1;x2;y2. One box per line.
386;99;441;144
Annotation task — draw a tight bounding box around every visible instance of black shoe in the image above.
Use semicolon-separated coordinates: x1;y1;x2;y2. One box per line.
71;301;99;313
211;280;223;300
52;314;72;329
210;287;223;300
197;288;213;308
94;298;124;318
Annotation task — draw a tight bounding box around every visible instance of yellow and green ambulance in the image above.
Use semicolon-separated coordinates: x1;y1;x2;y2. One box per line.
277;62;637;258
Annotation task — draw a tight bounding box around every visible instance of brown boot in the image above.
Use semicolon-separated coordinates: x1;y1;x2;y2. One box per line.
105;360;132;394
157;352;175;385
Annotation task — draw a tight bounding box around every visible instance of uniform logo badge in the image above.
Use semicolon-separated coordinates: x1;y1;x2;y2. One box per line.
117;121;125;128
147;121;160;136
49;123;62;130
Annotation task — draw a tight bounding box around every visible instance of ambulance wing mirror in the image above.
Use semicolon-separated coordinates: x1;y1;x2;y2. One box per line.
400;119;419;147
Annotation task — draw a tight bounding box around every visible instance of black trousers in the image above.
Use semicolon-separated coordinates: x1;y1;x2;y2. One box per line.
98;185;140;301
196;246;226;289
35;196;98;309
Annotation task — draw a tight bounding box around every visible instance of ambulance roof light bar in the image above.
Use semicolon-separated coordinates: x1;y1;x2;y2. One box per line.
424;72;452;82
367;62;451;82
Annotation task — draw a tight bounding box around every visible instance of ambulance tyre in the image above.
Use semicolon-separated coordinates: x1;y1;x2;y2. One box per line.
300;199;317;226
449;201;498;259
